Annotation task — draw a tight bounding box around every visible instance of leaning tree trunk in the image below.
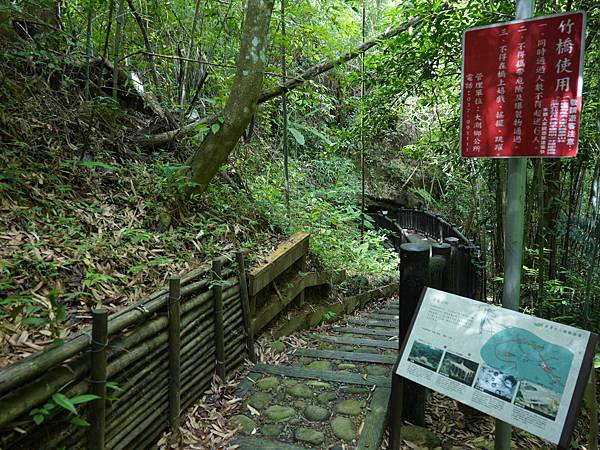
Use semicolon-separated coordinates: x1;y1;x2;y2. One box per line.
188;0;275;194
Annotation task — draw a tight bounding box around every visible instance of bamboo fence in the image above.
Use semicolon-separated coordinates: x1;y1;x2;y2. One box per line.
0;252;255;450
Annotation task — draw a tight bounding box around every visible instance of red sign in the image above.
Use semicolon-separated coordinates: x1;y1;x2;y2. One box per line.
460;11;586;158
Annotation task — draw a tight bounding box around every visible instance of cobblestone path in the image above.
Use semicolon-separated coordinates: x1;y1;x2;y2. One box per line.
231;299;400;449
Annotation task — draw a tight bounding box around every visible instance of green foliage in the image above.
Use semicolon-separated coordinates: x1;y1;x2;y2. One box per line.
30;391;100;427
322;310;336;321
244;154;398;277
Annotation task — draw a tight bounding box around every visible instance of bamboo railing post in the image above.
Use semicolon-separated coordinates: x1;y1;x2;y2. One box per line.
168;277;181;429
236;252;257;363
212;259;226;380
89;309;108;450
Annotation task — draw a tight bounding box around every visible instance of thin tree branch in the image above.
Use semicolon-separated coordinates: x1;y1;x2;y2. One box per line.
121;50;288;78
257;13;425;104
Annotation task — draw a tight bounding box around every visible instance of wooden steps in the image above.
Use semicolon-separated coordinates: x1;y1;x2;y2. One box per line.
231;299;400;450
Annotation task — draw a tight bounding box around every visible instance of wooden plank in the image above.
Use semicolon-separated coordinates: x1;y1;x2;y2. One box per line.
332;326;397;338
236;372;262;397
251;363;391;387
290;348;395;365
347;318;398;329
303;269;346;288
368;313;399;321
251;270;346;334
357;386;392;450
248;232;310;296
251;272;305;334
319;335;398;349
234;436;312;450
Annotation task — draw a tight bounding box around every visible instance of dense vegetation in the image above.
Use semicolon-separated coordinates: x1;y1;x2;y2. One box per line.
0;0;599;441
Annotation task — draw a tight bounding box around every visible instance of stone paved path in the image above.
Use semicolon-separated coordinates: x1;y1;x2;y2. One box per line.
232;299;400;449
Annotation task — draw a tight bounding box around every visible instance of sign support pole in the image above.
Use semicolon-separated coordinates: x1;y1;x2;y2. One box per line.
495;2;534;448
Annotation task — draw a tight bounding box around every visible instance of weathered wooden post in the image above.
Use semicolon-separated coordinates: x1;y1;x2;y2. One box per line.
390;242;430;449
212;259;226;380
446;238;484;418
168;277;181;429
89;308;108;450
444;237;460;294
236;251;257;363
430;243;451;291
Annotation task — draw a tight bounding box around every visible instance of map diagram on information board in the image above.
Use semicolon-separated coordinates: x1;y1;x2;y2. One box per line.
480;327;573;396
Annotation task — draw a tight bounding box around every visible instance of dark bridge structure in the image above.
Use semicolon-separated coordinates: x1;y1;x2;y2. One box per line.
368;205;486;302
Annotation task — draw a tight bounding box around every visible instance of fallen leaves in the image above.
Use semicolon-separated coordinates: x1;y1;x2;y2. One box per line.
159;371;249;450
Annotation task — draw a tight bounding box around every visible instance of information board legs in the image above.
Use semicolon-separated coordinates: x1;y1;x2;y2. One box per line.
494;149;529;447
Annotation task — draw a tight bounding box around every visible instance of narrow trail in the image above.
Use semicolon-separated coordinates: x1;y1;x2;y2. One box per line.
231;298;400;449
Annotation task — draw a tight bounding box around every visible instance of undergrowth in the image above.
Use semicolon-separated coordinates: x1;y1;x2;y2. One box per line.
236;149;398;276
0;142;397;365
0;46;397;365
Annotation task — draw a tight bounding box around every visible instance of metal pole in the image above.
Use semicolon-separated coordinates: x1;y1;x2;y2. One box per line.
360;0;366;241
495;4;534;449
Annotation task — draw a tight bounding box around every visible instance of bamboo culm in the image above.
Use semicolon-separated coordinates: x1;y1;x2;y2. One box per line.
168;278;182;429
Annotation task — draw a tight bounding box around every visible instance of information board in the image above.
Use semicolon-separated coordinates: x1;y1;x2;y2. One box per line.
460;11;586;158
396;288;597;447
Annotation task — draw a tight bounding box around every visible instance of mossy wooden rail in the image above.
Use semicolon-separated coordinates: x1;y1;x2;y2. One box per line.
248;232;348;334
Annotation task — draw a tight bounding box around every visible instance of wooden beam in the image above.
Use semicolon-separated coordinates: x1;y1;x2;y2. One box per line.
248;232;309;296
250;363;391;387
251;270;345;334
332;326;398;338
319;335;398;349
357;386;392;450
347;318;398;328
290;348;395;365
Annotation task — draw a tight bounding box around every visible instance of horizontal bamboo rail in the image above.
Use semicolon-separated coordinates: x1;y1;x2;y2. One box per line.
0;238;336;449
0;261;234;396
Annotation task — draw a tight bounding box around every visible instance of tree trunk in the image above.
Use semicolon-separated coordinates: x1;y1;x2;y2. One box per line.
534;159;545;310
494;160;505;298
112;0;126;100
188;0;275;194
127;0;159;91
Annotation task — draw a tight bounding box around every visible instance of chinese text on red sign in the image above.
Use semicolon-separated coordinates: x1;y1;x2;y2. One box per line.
461;12;585;158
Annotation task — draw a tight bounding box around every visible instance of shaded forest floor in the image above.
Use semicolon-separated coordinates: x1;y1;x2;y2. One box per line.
0;48;397;367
